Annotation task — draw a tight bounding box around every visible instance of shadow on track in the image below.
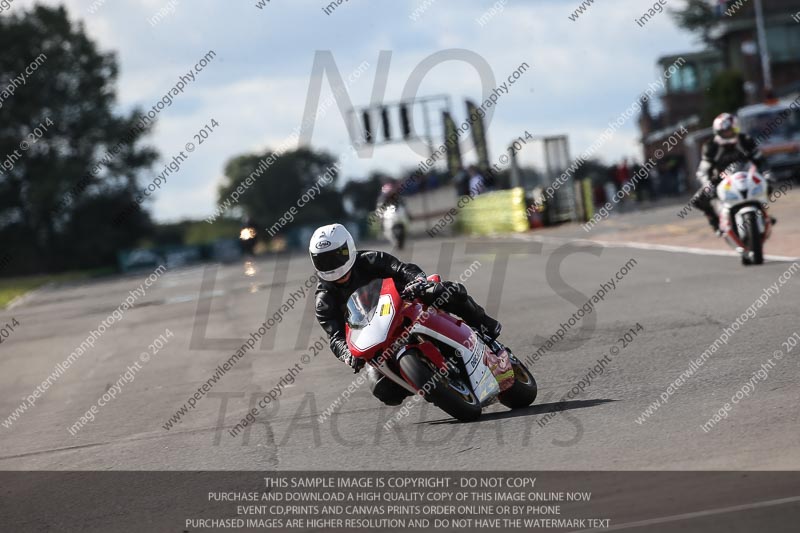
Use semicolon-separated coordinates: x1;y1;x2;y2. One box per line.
420;398;618;425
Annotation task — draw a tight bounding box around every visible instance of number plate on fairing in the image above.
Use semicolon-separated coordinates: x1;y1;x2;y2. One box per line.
462;333;500;404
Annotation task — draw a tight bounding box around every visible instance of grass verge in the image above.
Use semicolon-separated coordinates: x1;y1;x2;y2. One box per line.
0;268;115;308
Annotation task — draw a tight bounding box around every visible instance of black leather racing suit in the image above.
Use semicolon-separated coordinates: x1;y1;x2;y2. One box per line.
314;250;499;404
691;133;770;225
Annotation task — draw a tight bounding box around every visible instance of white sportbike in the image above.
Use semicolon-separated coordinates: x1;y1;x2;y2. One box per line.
715;164;773;265
381;204;410;250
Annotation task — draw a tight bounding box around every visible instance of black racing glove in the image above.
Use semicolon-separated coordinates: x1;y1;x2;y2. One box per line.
401;277;431;300
340;351;365;373
402;278;454;306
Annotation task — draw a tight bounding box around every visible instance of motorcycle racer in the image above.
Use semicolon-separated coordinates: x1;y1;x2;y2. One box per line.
310;223;501;405
692;113;775;233
375;180;405;213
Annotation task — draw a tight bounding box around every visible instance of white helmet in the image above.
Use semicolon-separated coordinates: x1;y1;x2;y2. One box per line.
713;113;740;145
309;224;356;282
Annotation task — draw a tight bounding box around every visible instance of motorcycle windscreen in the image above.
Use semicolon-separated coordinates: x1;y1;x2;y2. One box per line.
348;293;395;351
345;279;383;328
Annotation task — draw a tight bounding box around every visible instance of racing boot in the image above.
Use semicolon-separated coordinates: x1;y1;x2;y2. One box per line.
767;180;778;226
706;214;721;236
435;282;502;341
479;317;502;342
457;290;502;341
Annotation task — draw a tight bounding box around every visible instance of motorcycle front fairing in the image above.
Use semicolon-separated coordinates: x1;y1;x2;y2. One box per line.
345;278;405;359
716;169;771;248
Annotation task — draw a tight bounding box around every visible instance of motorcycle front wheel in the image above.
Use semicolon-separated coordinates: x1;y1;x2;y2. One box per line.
398;349;481;422
742;211;763;266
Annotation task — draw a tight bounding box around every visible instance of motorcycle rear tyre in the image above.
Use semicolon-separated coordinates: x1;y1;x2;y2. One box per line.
499;359;538;409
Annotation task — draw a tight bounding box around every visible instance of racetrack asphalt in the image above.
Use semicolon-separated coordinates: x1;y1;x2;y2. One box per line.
1;196;799;531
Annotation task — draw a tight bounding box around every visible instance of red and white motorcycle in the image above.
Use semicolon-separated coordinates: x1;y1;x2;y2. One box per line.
716;164;773;265
345;276;537;421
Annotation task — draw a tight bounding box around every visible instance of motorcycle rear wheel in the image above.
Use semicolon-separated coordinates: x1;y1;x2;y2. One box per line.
398;350;481;422
499;358;538;409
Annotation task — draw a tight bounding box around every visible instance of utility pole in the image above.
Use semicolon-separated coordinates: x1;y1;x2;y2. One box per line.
753;0;773;94
419;100;435;231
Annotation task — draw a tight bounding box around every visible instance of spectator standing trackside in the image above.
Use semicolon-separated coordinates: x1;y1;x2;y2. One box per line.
663;159;680;196
615;158;631;193
648;166;660;200
454;167;470;197
468;165;489;197
631;162;644;202
593;182;606;206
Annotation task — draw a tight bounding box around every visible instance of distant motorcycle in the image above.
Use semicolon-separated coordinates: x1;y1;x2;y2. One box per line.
381;204;410;250
716;164;772;265
239;226;257;256
345;275;537;422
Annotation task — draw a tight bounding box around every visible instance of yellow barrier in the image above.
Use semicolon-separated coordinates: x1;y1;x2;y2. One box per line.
458;187;529;235
581;178;594;222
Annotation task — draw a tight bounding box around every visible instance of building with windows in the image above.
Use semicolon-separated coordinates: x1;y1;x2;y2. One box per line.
638;51;724;194
712;0;800;100
639;0;800;190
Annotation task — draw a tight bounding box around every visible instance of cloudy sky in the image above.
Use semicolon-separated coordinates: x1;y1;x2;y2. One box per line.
11;0;698;222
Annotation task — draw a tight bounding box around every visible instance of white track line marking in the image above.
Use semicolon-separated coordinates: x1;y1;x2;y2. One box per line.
6;282;54;310
569;494;800;532
514;234;800;262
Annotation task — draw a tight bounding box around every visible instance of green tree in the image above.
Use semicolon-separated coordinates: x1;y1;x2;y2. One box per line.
704;70;746;122
342;171;385;216
0;6;158;274
670;0;718;46
218;147;345;236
